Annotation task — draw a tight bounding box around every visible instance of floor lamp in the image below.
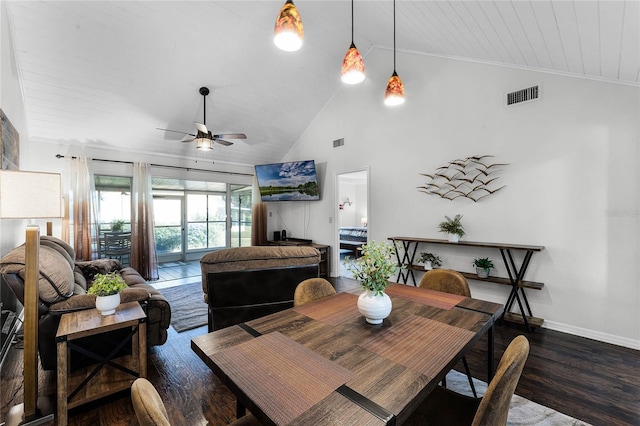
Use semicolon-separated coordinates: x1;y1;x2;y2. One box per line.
1;170;62;425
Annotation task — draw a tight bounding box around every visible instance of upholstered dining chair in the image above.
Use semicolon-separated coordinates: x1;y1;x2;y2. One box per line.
419;269;477;398
294;278;337;307
404;335;530;426
131;378;260;426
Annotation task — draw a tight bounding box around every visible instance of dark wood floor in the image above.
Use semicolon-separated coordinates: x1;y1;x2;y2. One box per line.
1;268;639;426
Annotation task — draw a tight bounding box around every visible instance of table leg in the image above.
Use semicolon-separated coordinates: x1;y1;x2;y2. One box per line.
499;249;536;332
487;322;495;382
139;319;147;378
56;337;68;426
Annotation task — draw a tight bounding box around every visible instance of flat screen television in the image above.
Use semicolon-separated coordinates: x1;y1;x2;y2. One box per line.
255;160;320;201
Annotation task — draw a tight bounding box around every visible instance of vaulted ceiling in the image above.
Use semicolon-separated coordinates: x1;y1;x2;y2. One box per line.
6;1;639;167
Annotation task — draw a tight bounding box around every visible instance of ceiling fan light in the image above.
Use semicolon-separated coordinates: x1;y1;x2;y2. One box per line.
196;138;213;151
341;43;366;84
274;0;303;52
384;71;405;106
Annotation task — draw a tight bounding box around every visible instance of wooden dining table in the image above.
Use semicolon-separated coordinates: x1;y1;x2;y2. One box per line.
191;283;503;425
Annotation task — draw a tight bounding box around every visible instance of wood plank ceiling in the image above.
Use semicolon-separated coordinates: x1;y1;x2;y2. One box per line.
5;1;639;167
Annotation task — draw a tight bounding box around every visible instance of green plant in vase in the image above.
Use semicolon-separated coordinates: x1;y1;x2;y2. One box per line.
472;257;494;278
438;214;466;242
418;252;442;270
346;241;401;325
88;272;127;315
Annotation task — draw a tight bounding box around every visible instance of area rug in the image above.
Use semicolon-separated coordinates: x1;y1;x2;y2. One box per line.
446;370;591;425
159;281;208;332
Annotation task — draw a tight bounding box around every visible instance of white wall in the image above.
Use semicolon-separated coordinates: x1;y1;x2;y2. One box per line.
273;48;640;349
0;2;30;255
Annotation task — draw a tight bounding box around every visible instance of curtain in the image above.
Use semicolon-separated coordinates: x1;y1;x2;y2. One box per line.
131;162;158;281
70;157;98;260
251;202;268;246
251;175;267;246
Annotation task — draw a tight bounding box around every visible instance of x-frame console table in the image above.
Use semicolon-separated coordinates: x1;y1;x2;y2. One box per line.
389;237;545;332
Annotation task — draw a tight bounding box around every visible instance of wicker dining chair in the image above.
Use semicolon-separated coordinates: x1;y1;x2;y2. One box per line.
419;269;477;398
293;278;336;307
131;378;260;426
405;335;530;426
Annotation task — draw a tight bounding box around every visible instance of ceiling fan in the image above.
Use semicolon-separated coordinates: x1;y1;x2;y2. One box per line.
157;87;247;150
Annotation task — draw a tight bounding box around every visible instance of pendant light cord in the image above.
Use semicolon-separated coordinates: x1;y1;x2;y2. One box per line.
393;0;396;72
351;0;354;43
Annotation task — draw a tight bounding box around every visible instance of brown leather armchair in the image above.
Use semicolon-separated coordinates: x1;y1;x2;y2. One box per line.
200;246;320;331
0;236;171;371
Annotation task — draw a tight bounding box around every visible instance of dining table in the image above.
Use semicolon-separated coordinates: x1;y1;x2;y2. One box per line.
191;283;503;425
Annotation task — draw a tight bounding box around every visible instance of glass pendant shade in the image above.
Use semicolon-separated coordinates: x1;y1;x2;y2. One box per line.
341;42;366;84
274;0;304;52
384;71;405;106
196;138;213;150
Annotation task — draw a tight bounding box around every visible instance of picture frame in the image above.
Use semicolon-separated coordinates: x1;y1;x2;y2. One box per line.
1;108;20;170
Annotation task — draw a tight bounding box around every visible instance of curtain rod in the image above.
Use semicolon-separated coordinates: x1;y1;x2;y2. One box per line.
55;154;253;177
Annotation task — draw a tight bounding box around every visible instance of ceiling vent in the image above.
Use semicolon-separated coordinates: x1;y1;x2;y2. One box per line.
333;138;344;148
505;84;541;107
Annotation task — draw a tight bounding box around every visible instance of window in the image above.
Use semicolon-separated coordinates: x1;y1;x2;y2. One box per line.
186;193;227;250
230;185;252;247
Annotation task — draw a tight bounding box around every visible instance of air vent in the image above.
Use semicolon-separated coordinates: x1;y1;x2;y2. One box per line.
333;138;344;148
505;84;541;107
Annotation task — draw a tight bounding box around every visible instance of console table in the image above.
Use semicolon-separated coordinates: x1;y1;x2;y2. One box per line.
266;238;329;278
389;236;545;332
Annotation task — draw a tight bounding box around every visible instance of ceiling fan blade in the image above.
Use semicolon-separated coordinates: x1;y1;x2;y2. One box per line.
213;133;247;140
195;122;208;133
214;139;234;146
180;135;195;143
157;127;195;136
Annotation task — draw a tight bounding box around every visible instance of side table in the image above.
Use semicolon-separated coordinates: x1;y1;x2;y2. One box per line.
56;302;147;425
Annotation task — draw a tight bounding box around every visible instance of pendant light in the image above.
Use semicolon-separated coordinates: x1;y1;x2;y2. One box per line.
384;0;405;106
274;0;304;52
341;0;365;84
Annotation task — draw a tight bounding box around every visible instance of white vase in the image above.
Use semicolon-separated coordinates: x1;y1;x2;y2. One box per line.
448;233;460;243
95;293;120;316
357;290;392;325
424;261;433;270
476;267;490;278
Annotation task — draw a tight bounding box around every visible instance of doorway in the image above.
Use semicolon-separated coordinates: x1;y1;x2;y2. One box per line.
336;169;369;278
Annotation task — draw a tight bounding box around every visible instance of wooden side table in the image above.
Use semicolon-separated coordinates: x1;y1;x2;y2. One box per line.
56;302;147;425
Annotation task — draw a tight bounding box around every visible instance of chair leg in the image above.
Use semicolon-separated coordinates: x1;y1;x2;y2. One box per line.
462;356;478;398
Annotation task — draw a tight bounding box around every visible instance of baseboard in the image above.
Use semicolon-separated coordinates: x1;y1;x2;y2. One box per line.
543;320;640;350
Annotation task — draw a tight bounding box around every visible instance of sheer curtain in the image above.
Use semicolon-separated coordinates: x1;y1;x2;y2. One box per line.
70;156;99;260
131;162;158;281
251;175;267;246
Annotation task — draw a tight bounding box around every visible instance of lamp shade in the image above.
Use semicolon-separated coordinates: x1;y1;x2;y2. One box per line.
195;138;213;151
384;71;405;106
0;170;62;219
274;0;304;52
341;42;366;84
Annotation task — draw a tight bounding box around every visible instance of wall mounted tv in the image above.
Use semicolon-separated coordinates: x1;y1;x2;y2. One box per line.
255;160;320;202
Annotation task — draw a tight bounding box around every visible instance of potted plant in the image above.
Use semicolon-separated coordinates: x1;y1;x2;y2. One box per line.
472;257;494;278
88;272;128;315
346;241;400;324
438;214;466;242
418;252;442;270
110;219;125;232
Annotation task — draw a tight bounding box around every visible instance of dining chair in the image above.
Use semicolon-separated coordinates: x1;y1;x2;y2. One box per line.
293;278;336;307
405;335;530;426
131;378;260;426
419;269;477;398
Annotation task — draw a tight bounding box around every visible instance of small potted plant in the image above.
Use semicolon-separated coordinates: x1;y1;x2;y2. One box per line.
110;219;125;232
88;272;128;315
418;252;442;270
438;214;466;242
346;241;400;324
472;257;494;278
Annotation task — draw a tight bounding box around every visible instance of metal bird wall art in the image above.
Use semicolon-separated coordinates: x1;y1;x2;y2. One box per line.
418;155;509;202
